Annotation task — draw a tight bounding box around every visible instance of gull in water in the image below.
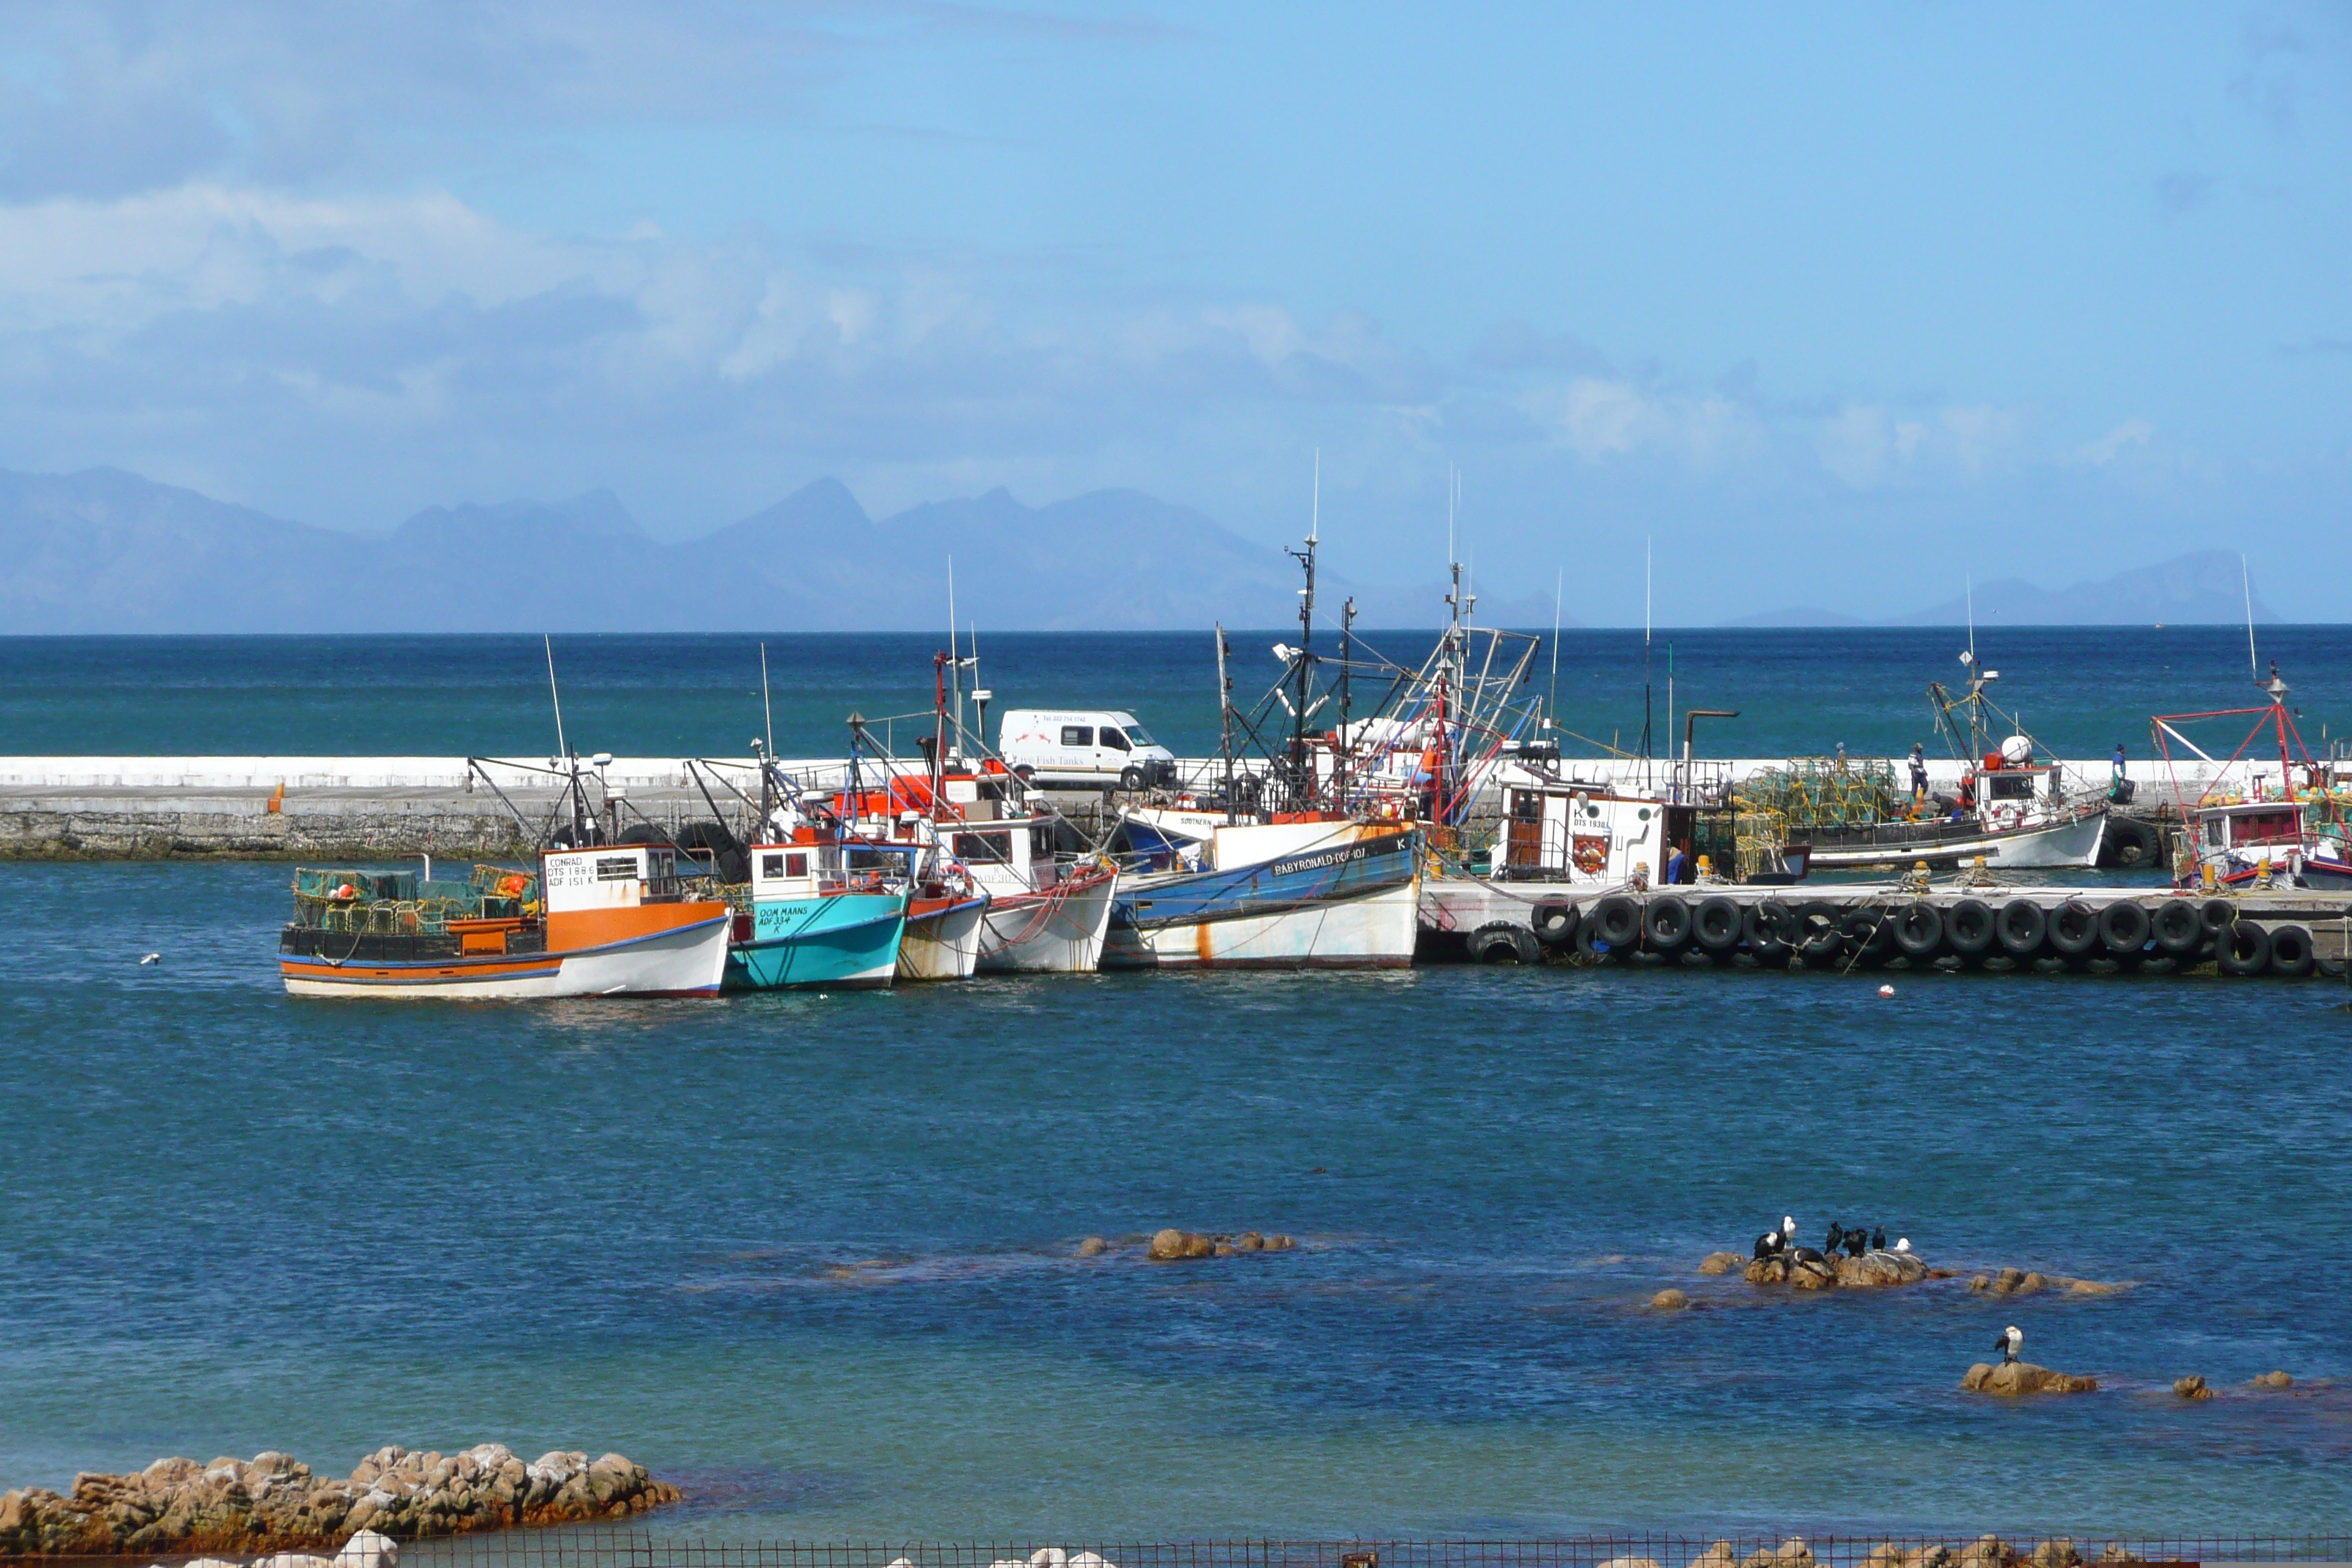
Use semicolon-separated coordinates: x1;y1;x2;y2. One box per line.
1995;1324;2023;1365
138;953;160;965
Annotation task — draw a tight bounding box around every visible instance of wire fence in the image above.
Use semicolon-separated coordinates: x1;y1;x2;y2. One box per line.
48;1535;2352;1568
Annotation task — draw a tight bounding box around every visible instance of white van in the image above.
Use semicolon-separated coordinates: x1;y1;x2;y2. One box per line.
997;709;1177;790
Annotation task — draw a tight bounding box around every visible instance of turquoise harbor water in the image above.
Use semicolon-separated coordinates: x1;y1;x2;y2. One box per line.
4;631;2351;1537
5;625;2352;760
3;861;2349;1538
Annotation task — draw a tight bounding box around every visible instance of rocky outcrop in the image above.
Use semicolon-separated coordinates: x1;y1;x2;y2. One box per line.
1739;1248;1928;1290
1697;1251;1745;1275
1961;1361;2098;1395
1145;1228;1294;1260
1650;1289;1690;1310
2253;1370;2294;1388
1970;1267;2127;1297
2173;1375;2212;1400
1836;1251;1928;1288
1074;1237;1108;1257
0;1445;677;1557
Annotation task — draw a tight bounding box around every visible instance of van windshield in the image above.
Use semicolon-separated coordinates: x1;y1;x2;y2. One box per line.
1122;723;1156;746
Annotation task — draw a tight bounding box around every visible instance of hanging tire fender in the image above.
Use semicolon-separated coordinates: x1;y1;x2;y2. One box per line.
2217;921;2272;976
1692;895;1743;952
1944;897;1996;957
1996;899;2048;955
2097;900;2152;957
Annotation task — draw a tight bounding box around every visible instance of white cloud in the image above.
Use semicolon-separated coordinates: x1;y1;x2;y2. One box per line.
1521;377;1760;468
2078;418;2155;465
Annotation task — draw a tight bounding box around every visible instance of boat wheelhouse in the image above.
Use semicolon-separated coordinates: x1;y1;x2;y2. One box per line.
725;833;908;990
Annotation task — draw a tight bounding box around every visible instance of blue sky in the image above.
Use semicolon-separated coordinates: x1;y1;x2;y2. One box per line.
0;3;2344;622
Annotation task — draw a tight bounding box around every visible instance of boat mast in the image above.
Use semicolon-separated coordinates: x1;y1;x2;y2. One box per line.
1215;622;1235;824
1281;458;1319;814
1336;595;1356;812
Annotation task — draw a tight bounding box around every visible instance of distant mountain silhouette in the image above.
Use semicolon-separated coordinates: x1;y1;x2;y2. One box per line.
1728;551;2274;628
0;466;1532;633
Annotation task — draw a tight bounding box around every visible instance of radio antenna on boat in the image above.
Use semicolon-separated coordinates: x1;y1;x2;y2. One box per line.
759;641;775;759
2243;553;2259;684
1547;568;1563;736
947;555;962;757
1640;534;1654;764
545;634;568;760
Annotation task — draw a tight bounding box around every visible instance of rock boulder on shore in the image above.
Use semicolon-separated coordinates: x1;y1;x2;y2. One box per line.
0;1445;677;1557
1961;1361;2098;1395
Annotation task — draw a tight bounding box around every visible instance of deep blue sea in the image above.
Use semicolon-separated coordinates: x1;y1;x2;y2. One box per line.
3;625;2351;760
2;632;2350;1539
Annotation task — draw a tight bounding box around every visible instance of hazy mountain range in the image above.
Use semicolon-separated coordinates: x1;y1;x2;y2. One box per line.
1730;551;2275;628
0;465;2281;633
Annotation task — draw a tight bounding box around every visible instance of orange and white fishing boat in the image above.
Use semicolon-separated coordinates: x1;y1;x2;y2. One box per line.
279;843;731;998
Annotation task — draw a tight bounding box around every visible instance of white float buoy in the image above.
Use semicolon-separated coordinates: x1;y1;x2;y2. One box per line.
1877;982;1895;998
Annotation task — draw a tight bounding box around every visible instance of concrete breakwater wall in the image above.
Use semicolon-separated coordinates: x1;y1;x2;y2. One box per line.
0;1444;677;1556
0;753;2205;862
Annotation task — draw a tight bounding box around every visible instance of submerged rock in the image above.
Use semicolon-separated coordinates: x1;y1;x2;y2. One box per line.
1970;1267;2129;1297
2253;1370;2294;1388
2173;1375;2213;1400
1698;1251;1744;1275
1075;1236;1108;1257
0;1446;675;1556
1146;1228;1294;1262
1961;1361;2098;1395
1650;1289;1690;1311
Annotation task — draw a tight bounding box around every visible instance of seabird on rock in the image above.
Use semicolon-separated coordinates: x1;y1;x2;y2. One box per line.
1894;1237;1911;1253
1791;1245;1827;1266
1871;1225;1888;1251
1782;1215;1798;1245
1753;1229;1782;1261
1995;1324;2023;1365
1824;1221;1845;1255
1844;1228;1868;1259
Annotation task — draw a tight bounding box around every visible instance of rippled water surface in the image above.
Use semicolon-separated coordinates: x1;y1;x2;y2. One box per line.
6;625;2352;760
3;862;2348;1537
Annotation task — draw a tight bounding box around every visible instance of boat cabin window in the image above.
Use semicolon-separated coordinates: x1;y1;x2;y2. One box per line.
2203;818;2225;848
1099;726;1131;751
952;831;1012;864
2234;809;2299;845
1060;725;1093;746
761;851;812;880
595;855;639;881
1986;774;2035;802
1510;792;1542;821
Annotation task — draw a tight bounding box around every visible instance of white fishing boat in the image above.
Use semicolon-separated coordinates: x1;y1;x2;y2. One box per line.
1103;815;1422;970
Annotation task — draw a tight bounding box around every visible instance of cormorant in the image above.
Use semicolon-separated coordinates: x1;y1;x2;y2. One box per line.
1871;1225;1887;1251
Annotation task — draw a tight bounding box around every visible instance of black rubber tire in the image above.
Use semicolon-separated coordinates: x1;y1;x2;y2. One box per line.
2269;924;2316;978
1531;900;1579;948
1469;921;1540;965
2217;921;2272;976
2048;900;2100;957
1744;899;1796;958
1692;895;1743;953
1120;765;1145;791
2150;899;2204;957
2201;898;2239;938
1575;919;1613;962
2107;818;2157;868
1591;894;1642;949
1893;901;1945;960
1643;894;1692;951
1945;897;1995;957
1795;901;1845;962
1842;907;1897;965
2097;900;2152;958
1997;899;2048;956
674;819;748;883
619;823;668;845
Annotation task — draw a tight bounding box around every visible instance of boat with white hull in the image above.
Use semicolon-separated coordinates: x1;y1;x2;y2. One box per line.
1798;808;2107;871
1103;818;1422;970
281;845;730;998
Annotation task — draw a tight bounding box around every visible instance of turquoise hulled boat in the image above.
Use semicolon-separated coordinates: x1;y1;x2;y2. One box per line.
723;838;907;990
